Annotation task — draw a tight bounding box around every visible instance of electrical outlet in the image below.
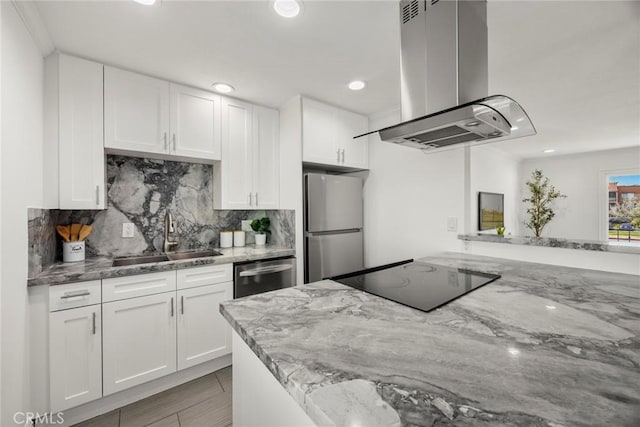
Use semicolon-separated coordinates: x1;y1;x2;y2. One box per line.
122;223;135;238
241;220;252;232
447;217;458;232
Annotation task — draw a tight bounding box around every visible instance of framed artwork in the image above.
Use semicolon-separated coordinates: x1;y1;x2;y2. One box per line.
478;192;504;231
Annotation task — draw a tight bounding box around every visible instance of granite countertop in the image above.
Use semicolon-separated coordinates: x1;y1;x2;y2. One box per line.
220;252;640;426
28;245;295;287
458;233;640;255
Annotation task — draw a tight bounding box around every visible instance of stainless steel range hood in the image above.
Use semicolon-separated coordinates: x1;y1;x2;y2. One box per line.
360;0;536;152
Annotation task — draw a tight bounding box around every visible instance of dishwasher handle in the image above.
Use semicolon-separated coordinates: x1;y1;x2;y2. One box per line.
238;264;293;277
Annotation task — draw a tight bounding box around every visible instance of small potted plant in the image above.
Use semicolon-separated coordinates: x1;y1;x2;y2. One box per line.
496;226;505;236
250;217;271;246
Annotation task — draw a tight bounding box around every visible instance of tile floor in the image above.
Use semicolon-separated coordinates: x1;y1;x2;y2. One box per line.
73;366;232;427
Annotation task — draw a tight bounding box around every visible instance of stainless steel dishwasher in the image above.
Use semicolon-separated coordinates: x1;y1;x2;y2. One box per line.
234;256;296;298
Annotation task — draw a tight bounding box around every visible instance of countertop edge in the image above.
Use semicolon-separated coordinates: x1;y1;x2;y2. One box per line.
28;247;295;287
458;233;640;254
219;301;324;426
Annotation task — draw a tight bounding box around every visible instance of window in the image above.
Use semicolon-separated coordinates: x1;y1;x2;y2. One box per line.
608;174;640;246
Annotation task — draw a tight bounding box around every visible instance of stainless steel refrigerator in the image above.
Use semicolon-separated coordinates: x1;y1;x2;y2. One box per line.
304;173;364;283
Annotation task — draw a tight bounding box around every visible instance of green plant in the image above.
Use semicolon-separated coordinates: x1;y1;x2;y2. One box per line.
496;226;505;236
250;217;271;235
522;169;566;238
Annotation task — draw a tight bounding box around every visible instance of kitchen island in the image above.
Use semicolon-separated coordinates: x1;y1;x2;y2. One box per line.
220;253;640;426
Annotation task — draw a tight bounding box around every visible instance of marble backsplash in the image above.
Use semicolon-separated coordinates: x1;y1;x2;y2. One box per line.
28;155;295;277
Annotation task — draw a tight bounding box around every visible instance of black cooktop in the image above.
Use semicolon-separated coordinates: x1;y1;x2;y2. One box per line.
330;259;500;313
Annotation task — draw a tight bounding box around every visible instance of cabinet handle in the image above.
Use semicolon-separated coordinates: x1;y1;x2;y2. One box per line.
92;312;96;335
60;291;90;299
255;193;258;206
170;297;174;317
248;193;253;206
181;296;184;315
341;149;345;163
164;132;168;151
337;149;341;162
95;185;100;206
172;133;176;152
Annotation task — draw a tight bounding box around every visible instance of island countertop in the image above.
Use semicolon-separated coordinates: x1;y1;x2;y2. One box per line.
28;245;295;286
220;252;640;426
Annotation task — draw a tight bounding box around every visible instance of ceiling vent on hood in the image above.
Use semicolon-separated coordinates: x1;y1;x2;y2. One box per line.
357;0;536;152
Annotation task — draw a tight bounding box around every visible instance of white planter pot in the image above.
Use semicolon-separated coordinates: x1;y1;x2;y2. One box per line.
255;234;267;246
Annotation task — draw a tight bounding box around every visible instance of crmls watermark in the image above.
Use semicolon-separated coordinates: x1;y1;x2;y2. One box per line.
13;412;64;426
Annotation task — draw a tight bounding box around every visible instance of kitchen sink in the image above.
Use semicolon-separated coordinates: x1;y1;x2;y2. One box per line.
167;250;222;261
112;254;170;267
112;250;222;267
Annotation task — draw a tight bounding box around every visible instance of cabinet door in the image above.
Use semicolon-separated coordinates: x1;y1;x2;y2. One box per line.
219;98;253;209
253;106;280;209
103;293;177;395
58;55;105;209
302;98;339;166
104;67;170;154
170;84;221;160
50;305;102;411
177;282;232;370
337;109;369;169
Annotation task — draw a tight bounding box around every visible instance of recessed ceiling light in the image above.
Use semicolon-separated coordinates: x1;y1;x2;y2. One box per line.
211;83;234;94
273;0;302;18
543;149;556;153
133;0;156;5
348;80;366;91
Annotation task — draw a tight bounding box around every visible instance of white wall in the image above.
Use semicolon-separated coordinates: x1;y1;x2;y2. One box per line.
279;95;304;285
518;146;640;240
1;2;45;425
470;144;520;234
362;109;466;267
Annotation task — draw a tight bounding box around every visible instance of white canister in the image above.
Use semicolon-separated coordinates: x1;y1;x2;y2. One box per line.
220;231;233;248
233;230;245;247
63;240;85;263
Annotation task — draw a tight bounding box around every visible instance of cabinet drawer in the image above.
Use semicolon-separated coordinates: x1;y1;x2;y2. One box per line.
49;280;101;312
103;271;177;302
177;264;233;290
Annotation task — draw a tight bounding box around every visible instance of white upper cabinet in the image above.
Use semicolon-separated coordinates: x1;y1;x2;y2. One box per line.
253;105;280;209
217;98;254;209
302;97;369;169
45;53;105;209
170;84;221;160
215;98;280;210
104;66;170;155
104;67;221;161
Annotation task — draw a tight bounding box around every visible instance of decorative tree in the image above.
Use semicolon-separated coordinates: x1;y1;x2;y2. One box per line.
522;169;566;237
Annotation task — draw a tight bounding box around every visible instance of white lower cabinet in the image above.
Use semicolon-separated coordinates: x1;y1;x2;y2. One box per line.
49;265;234;410
50;305;102;412
177;282;233;370
102;292;177;395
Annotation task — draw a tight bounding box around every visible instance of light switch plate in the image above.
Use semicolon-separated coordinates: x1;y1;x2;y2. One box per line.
122;223;135;238
241;220;253;232
447;217;458;232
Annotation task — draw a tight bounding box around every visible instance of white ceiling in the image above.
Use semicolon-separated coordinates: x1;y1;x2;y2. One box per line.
34;0;400;115
35;0;640;159
487;1;640;159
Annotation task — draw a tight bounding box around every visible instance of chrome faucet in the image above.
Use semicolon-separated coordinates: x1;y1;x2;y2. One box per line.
163;210;179;253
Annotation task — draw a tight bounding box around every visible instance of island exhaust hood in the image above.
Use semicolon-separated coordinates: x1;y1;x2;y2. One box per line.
357;0;536;152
